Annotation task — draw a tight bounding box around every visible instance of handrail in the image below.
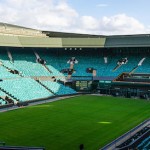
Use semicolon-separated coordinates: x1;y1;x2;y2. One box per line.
117;129;150;150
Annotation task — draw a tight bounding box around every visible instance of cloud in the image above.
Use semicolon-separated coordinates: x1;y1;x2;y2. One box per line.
97;4;108;7
100;14;146;35
0;0;78;30
0;0;149;35
74;14;147;35
80;16;99;30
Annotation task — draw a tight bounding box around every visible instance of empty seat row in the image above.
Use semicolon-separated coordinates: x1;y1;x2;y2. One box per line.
41;81;76;95
0;78;54;102
0;50;149;78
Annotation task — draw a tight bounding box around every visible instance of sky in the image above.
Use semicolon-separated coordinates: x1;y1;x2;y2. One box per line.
0;0;150;35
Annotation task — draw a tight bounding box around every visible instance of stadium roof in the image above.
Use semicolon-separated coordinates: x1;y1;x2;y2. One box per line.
42;31;104;38
0;22;150;48
0;22;39;32
0;22;104;38
1;22;150;38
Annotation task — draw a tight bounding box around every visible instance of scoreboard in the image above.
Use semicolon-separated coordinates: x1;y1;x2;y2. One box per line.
75;81;93;91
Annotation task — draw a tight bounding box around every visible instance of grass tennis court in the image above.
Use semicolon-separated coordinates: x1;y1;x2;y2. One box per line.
0;95;150;150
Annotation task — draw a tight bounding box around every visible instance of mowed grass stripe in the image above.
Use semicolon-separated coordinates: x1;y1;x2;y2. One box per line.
0;95;149;150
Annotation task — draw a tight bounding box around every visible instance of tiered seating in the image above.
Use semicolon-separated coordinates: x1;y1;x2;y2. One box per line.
100;55;140;76
0;50;77;105
0;49;149;106
0;90;6;96
136;57;150;73
38;50;149;77
0;78;53;102
37;51;66;80
0;98;6;105
0;66;19;78
75;55;147;77
9;51;65;80
2;61;17;70
137;136;150;150
66;55;149;77
12;52;50;77
1;49;149;78
0;51;20;78
0;90;6;105
41;81;76;95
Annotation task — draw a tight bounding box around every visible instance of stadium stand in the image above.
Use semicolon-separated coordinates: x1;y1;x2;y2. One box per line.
11;51;50;77
41;80;76;95
0;89;16;105
0;48;149;105
0;78;54;102
37;50;66;78
0;91;7;105
0;66;19;78
0;48;77;104
137;136;150;150
38;49;149;77
0;48;149;80
0;23;148;107
100;117;150;150
116;126;150;149
0;98;6;105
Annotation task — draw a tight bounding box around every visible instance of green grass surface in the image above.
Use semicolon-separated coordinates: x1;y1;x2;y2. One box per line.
0;95;150;150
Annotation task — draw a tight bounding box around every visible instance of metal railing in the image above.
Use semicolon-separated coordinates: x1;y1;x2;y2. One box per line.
100;119;150;150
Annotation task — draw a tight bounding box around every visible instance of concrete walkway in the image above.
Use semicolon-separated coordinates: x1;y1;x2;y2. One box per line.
0;95;80;113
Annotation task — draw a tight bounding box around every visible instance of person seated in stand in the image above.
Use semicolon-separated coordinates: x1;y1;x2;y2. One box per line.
52;76;56;82
67;58;72;64
71;57;75;62
68;68;74;75
67;57;78;64
37;58;46;65
9;69;20;75
118;58;123;65
14;70;20;74
117;58;128;65
122;58;128;64
72;57;78;64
